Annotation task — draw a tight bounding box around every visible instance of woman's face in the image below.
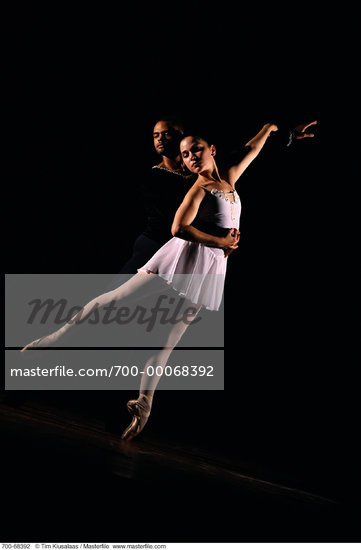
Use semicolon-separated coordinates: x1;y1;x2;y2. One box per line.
180;136;215;174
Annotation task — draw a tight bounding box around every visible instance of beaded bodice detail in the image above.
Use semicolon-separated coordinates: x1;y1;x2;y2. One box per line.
210;188;240;203
196;187;241;229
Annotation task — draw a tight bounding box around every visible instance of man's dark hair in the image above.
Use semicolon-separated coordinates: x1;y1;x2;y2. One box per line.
153;115;185;134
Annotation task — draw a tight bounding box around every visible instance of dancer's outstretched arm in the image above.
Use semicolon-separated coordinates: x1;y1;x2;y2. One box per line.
221;120;318;179
222;123;278;186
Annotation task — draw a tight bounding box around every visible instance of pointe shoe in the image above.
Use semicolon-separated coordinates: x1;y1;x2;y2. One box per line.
21;337;45;352
21;332;61;359
21;336;52;360
121;395;152;441
21;328;64;352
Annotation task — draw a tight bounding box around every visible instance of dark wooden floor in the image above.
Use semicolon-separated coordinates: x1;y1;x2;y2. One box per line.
0;390;359;543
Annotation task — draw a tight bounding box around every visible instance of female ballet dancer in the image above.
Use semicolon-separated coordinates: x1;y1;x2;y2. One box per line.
22;122;280;440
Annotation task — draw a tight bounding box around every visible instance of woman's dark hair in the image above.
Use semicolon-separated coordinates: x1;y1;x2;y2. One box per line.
180;132;216;147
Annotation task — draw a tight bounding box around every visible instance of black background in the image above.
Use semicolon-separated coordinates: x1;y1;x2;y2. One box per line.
4;2;359;542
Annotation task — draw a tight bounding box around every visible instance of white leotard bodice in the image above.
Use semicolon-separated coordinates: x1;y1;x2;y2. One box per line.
196;188;241;230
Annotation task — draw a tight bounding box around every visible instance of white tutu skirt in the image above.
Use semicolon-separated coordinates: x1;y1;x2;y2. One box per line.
138;237;227;310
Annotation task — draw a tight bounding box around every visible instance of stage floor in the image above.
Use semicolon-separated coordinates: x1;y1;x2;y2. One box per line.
0;391;358;542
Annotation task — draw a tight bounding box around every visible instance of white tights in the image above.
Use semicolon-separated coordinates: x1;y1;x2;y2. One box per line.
24;272;202;394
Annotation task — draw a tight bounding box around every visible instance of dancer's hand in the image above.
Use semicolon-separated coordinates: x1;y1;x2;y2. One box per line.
292;120;318;139
223;228;240;257
266;123;278;135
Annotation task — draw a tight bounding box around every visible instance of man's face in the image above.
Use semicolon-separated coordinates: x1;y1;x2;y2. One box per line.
153;121;183;157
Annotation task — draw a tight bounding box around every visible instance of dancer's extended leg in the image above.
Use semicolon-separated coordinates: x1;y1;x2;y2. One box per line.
121;300;202;441
21;272;160;350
